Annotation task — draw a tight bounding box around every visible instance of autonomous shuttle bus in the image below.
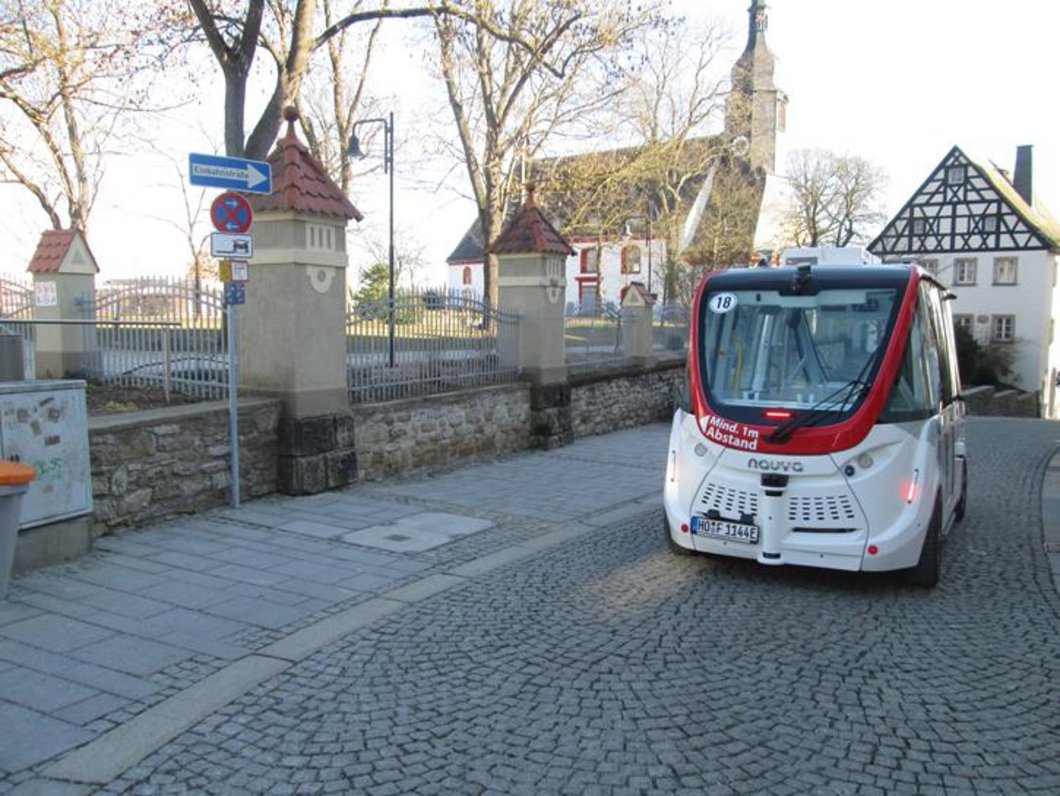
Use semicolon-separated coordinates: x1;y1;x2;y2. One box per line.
663;263;967;587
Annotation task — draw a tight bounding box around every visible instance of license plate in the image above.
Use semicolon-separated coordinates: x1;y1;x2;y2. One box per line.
691;516;759;544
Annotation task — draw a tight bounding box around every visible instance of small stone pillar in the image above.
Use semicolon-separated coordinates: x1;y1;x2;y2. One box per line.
242;108;364;494
620;281;656;368
493;185;575;449
26;230;98;379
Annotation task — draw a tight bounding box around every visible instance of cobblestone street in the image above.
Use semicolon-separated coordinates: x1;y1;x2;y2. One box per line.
78;418;1060;796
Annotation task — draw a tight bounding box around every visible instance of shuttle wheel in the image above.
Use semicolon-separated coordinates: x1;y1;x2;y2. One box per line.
663;512;695;556
906;500;941;588
954;459;968;523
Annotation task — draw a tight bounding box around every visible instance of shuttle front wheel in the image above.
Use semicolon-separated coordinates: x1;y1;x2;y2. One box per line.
954;459;968;523
906;499;942;588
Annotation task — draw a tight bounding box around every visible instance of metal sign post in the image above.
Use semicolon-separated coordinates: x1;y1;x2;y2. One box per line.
191;150;259;509
226;296;240;508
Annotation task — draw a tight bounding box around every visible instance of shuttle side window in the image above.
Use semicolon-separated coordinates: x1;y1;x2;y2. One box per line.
881;295;936;422
922;283;959;403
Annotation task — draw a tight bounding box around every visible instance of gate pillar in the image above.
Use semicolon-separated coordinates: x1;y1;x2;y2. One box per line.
26;230;98;379
242;108;364;494
493;185;575;448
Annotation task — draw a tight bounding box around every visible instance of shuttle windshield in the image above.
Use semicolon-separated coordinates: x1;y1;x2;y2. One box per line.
700;284;901;424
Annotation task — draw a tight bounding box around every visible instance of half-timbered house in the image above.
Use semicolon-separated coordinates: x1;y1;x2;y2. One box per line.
869;145;1060;418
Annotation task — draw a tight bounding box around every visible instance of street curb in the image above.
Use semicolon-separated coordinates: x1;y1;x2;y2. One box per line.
1043;449;1060;593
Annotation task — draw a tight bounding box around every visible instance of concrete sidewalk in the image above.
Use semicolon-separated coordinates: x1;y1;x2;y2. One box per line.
0;424;668;792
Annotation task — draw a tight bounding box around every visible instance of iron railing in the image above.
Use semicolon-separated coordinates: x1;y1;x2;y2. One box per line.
85;276;228;399
347;287;521;403
653;303;690;354
564;304;631;373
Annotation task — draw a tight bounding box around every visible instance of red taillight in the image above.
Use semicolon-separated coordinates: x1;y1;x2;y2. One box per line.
763;409;794;421
680;523;689;534
867;544;879;556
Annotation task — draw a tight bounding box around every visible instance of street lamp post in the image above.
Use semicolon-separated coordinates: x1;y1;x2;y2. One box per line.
348;111;395;367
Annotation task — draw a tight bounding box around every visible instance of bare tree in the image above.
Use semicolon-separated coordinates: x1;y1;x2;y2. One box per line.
0;0;183;234
185;0;557;161
431;0;661;311
782;149;887;247
532;15;749;303
295;0;384;194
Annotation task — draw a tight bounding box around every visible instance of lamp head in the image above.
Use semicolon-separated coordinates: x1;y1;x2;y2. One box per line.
346;132;365;160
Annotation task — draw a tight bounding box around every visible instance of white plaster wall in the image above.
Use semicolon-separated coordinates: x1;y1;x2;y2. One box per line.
937;250;1052;393
564;239;663;311
1044;255;1060;418
447;262;485;297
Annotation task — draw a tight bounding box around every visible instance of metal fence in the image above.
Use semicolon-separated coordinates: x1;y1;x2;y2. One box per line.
1;275;37;378
0;275;34;320
347;287;521;403
564;304;631;373
85;276;228;399
653;303;691;355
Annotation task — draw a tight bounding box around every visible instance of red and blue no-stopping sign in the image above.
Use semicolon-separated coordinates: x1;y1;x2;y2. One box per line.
210;191;254;233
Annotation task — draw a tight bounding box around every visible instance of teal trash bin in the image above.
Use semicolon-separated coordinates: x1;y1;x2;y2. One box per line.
0;462;36;598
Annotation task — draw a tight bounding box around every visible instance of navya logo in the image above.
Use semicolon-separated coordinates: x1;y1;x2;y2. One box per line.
747;458;804;473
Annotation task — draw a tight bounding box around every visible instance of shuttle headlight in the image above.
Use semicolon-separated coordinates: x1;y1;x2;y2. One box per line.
694;443;708;457
856;453;874;470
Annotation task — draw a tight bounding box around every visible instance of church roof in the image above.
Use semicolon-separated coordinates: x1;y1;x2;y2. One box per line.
247;108;363;221
445;136;760;265
446;217;486;264
490;186;574;256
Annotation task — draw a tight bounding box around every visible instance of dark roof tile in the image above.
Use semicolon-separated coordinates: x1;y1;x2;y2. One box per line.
490;186;574;256
26;229;99;274
247;111;363;222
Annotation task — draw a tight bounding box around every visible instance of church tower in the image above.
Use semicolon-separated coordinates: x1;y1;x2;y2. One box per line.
726;0;787;174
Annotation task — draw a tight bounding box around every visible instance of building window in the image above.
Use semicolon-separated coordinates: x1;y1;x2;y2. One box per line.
580;247;599;274
920;258;939;275
911;218;926;235
953;314;974;334
462;266;472;286
991;315;1015;343
980;215;998;233
993;257;1018;285
954;258;977;285
946;165;966;185
621;245;641;274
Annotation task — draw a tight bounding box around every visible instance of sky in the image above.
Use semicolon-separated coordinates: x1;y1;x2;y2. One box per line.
2;0;1059;287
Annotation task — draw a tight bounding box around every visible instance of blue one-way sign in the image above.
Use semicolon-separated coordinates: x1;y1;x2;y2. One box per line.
188;153;272;195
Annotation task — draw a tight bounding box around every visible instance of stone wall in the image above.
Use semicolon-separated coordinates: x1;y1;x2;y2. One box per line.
570;356;685;438
80;361;688;537
961;385;1039;418
351;384;532;480
89;399;282;534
